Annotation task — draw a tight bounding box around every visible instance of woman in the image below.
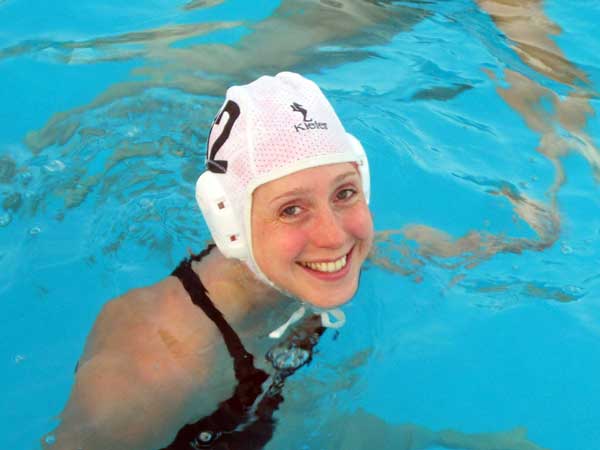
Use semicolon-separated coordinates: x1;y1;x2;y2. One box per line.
43;73;546;450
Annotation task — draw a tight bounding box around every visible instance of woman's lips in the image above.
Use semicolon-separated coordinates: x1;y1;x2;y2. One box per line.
297;246;354;281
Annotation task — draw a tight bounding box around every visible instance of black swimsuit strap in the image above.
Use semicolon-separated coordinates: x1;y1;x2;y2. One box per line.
164;247;270;449
164;246;325;449
171;247;256;380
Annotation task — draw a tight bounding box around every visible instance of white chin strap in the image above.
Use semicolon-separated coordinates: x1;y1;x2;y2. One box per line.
268;305;347;339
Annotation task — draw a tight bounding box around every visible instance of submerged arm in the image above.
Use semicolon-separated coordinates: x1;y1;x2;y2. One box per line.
328;409;548;450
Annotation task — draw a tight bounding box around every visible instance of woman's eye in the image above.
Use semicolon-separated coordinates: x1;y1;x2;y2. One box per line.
336;188;357;201
280;205;302;217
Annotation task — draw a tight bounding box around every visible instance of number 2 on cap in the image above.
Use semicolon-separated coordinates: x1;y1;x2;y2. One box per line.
207;100;240;174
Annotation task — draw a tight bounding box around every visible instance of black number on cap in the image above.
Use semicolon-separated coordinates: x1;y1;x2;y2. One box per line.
206;100;240;174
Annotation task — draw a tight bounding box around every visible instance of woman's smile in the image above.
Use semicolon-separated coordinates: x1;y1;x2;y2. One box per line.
297;245;353;279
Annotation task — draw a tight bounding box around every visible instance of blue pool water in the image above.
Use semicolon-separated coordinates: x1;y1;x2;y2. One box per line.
1;1;600;449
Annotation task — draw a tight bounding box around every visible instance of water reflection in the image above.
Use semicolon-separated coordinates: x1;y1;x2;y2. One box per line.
2;0;430;259
373;0;598;304
1;0;598;448
10;0;427;152
7;0;596;275
2;2;596;342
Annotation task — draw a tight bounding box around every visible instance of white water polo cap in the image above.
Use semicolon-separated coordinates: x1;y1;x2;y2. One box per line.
195;71;370;287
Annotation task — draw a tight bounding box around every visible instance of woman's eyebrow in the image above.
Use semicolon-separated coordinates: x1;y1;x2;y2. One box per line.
269;187;311;204
269;171;359;204
333;171;359;183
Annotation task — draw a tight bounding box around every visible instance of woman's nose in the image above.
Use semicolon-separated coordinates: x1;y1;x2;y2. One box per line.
310;207;346;249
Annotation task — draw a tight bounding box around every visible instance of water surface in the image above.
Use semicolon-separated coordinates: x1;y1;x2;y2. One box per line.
1;1;599;449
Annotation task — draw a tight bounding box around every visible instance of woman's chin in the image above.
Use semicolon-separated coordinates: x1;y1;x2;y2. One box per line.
297;283;358;310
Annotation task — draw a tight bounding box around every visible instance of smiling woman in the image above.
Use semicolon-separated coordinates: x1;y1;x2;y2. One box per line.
43;72;374;450
42;72;548;450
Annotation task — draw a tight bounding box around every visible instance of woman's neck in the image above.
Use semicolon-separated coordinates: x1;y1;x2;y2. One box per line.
191;246;290;326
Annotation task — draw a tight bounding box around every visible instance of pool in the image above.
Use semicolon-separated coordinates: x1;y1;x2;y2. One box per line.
1;0;599;449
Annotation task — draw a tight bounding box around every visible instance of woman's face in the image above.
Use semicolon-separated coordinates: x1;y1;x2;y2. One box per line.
251;162;374;308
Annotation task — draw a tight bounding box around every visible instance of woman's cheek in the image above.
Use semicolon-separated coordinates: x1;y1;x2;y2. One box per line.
349;206;374;241
277;229;307;258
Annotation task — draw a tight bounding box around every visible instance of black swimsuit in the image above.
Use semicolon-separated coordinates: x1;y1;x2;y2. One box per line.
161;247;325;450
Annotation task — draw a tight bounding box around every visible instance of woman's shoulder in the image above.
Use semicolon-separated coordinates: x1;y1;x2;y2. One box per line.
80;276;221;369
53;276;230;450
51;267;245;446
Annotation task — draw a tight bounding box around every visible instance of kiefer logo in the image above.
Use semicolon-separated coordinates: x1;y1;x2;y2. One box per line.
290;102;328;132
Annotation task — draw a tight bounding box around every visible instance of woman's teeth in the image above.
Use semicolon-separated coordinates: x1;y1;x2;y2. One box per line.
300;255;347;273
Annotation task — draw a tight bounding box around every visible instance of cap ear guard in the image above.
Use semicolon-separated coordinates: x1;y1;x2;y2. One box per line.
195;172;248;260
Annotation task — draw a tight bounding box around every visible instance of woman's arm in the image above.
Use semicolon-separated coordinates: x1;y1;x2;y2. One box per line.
43;352;186;450
327;409;548;450
436;426;548;450
42;279;222;450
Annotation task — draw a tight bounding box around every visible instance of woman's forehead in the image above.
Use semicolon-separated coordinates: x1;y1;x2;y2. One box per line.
254;162;358;201
255;162;358;196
